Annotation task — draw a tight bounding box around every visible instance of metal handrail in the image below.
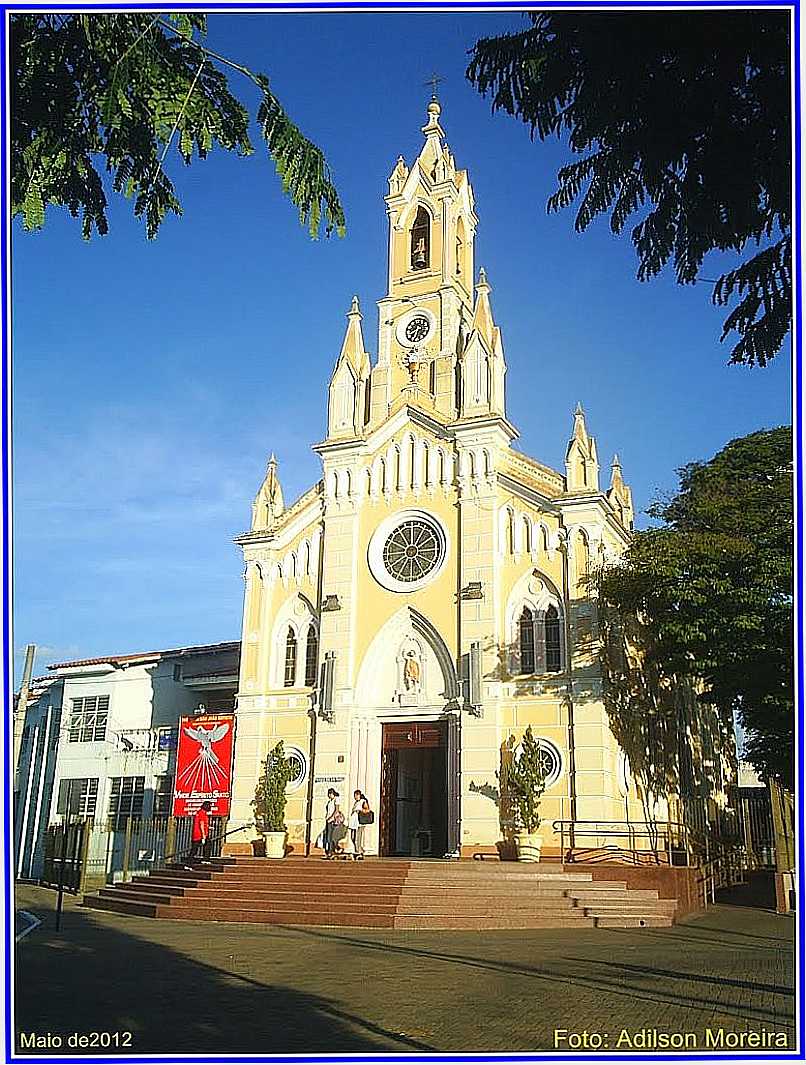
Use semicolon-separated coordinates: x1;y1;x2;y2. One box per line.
552;819;693;866
163;821;254;865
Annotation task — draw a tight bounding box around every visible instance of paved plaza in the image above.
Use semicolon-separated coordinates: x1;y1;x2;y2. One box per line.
14;884;795;1055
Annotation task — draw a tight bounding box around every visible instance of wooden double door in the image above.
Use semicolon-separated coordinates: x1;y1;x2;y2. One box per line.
379;721;448;857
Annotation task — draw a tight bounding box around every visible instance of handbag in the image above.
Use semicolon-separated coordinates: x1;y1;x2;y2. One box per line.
358;810;375;825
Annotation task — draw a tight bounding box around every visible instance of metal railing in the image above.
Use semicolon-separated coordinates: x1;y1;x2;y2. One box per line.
552;819;692;866
552;818;748;908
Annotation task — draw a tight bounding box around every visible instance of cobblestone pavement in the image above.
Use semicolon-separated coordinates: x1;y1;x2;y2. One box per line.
14;885;795;1055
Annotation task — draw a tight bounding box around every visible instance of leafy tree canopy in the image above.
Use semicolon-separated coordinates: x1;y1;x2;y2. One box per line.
598;427;793;786
468;11;791;366
12;13;345;239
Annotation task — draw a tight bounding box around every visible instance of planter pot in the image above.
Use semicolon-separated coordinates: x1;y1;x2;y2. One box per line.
251;837;266;857
263;831;287;859
514;832;543;862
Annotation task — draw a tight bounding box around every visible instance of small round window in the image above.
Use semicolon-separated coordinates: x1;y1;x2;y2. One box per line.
368;510;449;593
520;737;563;788
284;746;308;792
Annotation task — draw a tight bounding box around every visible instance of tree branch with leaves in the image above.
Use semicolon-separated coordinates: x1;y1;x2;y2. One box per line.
468;10;791;366
12;13;345;240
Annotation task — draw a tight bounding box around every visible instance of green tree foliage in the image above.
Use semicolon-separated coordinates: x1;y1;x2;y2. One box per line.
597;427;793;786
12;13;345;239
500;726;546;833
252;741;294;834
468;12;791;366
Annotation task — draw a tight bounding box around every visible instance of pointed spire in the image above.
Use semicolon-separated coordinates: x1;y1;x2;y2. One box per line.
387;155;409;195
472;267;495;345
565;403;599;492
610;453;624;490
337;294;369;375
572;402;589;445
252;453;284;530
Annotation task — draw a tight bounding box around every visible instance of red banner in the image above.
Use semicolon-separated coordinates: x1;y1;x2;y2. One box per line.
172;713;236;817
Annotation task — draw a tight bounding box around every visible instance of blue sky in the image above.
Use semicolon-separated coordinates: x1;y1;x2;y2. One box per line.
12;11;792;679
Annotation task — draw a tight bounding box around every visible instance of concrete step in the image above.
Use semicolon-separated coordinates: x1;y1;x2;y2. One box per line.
593;914;674;928
140;882;573;900
84;895;158;918
392;914;595;930
151;904;595;930
566;886;657;899
581;901;678;914
158;895;582;918
99;887;175;906
121;881;189;897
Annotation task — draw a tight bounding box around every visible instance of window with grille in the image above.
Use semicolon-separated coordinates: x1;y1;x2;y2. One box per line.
545;606;562;671
154;774;174;817
68;695;109;742
519;607;536;674
56;777;99;818
108;776;145;828
304;626;318;688
284;628;298;687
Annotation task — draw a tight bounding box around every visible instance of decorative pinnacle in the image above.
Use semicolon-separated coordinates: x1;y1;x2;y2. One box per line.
612;452;622;467
268;452;277;465
349;295;360;315
575;402;585;416
477;266;489;288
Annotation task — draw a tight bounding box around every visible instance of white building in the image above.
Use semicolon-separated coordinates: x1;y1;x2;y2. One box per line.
15;641;239;881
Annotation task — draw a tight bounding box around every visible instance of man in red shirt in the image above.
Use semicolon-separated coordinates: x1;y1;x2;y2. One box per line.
187;801;212;865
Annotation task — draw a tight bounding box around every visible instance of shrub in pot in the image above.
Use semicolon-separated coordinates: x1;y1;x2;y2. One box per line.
252;741;294;858
503;726;547;862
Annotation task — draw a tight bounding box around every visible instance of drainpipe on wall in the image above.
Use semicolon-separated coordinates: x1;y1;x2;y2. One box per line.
305;519;327;856
558;527;578;855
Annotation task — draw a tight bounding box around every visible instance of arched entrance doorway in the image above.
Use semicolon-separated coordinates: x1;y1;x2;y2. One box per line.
352;608;461;857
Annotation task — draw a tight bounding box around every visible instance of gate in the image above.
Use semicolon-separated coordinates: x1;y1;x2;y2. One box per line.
42;820;88;892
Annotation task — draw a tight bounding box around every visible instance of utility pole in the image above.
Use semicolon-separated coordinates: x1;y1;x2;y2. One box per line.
13;644;36;794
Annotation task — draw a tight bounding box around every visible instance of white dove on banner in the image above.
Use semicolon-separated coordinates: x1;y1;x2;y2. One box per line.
177;722;231;793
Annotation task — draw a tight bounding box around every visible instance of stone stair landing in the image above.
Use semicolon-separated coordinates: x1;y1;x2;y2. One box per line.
83;857;677;930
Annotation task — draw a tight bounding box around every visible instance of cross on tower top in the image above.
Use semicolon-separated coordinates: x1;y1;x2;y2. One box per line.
424;72;444;100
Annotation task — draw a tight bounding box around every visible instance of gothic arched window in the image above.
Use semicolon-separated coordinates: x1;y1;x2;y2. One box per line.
519;607;536;674
411;206;430;270
545;606;562;671
283;627;298;687
304;625;318;688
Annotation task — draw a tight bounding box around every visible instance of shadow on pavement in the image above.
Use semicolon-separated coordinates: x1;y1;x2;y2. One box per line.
285;921;793;1031
15;903;435;1055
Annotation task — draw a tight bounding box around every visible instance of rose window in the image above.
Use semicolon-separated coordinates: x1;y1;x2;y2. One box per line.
382;519;443;583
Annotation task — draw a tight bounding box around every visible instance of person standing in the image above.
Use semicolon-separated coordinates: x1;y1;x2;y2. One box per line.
322;788;341;859
186;801;211;866
349;790;370;860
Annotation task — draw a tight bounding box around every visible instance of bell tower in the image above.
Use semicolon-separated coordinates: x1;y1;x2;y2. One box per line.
368;97;479;425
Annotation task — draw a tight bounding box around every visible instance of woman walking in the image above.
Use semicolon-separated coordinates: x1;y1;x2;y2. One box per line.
322;788;342;859
349;790;371;860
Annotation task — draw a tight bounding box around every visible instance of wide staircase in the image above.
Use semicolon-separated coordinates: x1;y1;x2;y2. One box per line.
83;857;677;929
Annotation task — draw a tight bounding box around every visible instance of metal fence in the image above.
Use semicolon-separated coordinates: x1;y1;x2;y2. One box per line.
42;816;226;892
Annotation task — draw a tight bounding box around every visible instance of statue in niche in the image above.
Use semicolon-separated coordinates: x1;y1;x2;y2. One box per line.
403;650;422;693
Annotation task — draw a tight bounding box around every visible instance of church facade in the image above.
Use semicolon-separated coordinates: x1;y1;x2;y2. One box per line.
225;100;719;859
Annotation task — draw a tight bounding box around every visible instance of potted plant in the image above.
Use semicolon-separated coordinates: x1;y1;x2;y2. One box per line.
503;726;547;862
252;741;294;859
